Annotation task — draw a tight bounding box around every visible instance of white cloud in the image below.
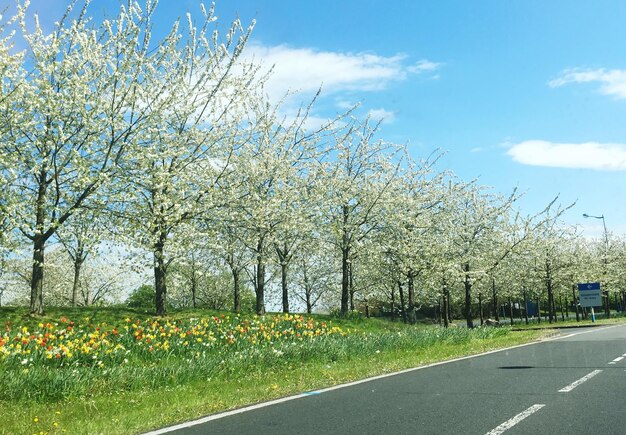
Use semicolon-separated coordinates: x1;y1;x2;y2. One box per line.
335;99;358;110
243;43;440;102
408;59;442;74
549;68;626;99
507;140;626;171
367;108;396;124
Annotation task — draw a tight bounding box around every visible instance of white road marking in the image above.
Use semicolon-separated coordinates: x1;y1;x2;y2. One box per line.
485;404;545;435
608;356;624;364
558;369;603;392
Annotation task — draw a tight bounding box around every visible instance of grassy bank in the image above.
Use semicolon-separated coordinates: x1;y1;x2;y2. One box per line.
0;307;552;434
512;314;626;329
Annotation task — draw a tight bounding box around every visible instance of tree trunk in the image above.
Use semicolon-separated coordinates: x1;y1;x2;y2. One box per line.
536;296;541;324
437;298;442;325
30;235;45;315
492;278;499;322
306;296;312;314
464;263;474;328
407;271;416;324
349;261;355;312
71;240;84;307
227;254;241;313
191;268;197;309
545;260;554;323
478;293;484;326
233;269;241;313
391;285;396;321
276;242;291;314
30;166;48;315
508;297;514;325
573;285;580;322
255;237;266;315
340;205;350;316
523;287;529;325
442;283;450;328
398;281;407;324
341;247;350;316
305;283;313;314
281;261;289;313
303;262;312;314
154;231;168;316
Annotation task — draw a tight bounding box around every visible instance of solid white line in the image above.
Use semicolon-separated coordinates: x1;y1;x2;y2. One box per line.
485;404;545;435
558;369;603;392
142;393;315;434
143;325;621;434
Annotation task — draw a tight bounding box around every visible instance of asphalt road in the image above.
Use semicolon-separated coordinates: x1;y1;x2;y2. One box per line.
146;325;626;435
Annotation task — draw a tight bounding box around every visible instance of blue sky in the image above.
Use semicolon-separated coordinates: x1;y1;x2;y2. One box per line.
6;0;626;237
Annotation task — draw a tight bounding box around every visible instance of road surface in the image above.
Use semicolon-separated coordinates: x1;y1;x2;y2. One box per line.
146;325;626;435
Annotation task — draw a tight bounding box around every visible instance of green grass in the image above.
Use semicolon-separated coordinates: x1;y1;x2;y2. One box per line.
0;307;554;435
512;314;626;329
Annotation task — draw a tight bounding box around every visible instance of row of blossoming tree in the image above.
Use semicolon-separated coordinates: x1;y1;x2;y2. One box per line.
1;1;625;326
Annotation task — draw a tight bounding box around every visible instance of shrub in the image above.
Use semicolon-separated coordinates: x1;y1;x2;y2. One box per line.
126;285;155;310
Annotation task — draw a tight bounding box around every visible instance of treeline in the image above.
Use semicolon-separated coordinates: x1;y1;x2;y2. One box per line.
1;1;624;326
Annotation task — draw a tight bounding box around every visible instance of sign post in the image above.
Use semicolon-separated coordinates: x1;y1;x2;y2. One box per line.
577;282;602;322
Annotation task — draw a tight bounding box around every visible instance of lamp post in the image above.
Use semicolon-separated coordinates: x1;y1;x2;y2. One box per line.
583;213;609;317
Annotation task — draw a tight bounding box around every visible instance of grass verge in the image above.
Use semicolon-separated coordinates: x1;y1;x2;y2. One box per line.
512;314;626;329
0;308;552;435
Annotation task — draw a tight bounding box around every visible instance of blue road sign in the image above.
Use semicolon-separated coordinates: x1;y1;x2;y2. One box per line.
577;282;602;307
578;282;600;291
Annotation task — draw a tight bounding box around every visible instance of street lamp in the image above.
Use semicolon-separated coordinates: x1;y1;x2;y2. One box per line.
583;213;609;318
582;214;608;246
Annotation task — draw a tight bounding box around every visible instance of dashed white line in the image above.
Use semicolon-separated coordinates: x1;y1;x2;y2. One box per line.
558;369;603;392
485;404;546;435
608;356;624;364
